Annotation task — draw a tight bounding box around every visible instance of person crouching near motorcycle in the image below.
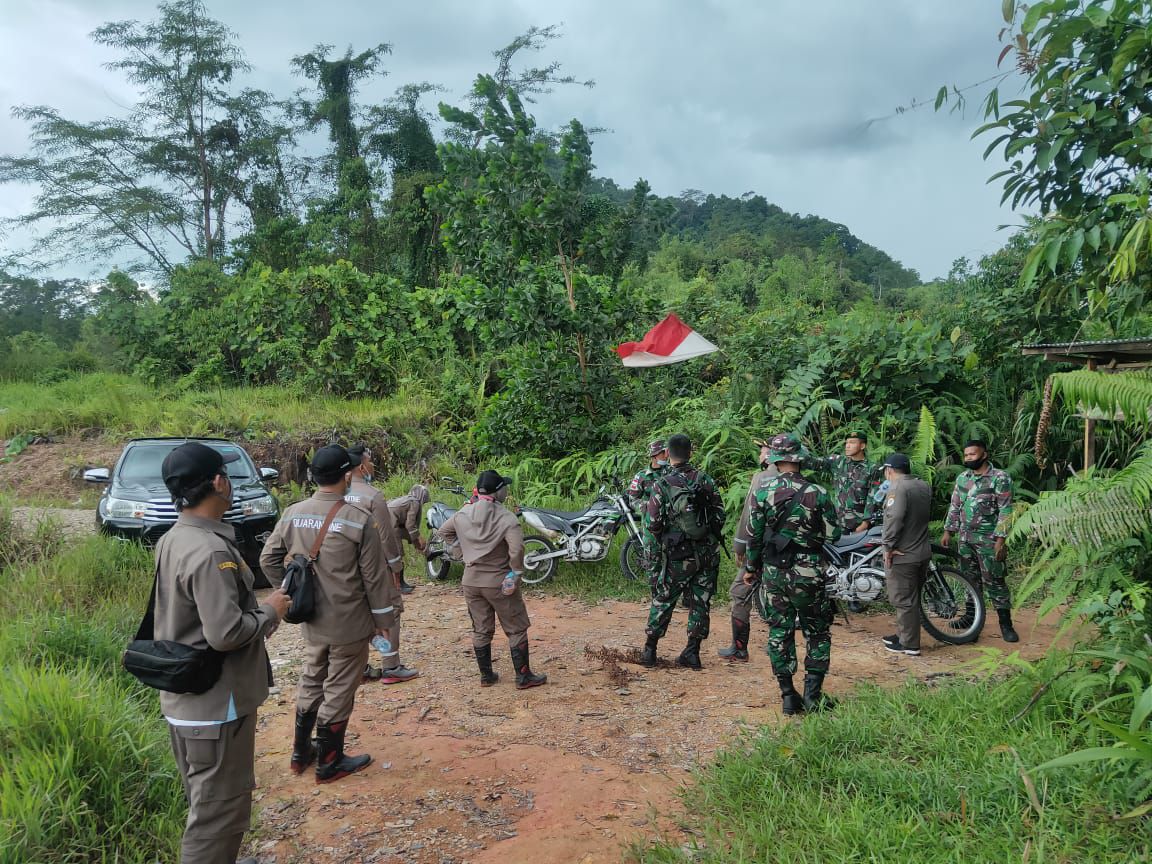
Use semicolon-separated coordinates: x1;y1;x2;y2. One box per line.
388;483;431;595
743;434;840;715
640;434;726;670
878;453;932;657
438;471;547;690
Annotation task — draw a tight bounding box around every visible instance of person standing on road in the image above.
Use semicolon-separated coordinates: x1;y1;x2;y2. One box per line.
154;441;291;864
260;444;398;783
877;453;932;657
388;484;431;595
816;432;884;534
438;470;547;690
719;438;779;661
940;439;1018;643
744;434;840;715
345;444;419;684
627;439;670;594
640;433;726;670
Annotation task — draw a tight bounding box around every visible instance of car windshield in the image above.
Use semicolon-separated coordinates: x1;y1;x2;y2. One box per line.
118;443;255;485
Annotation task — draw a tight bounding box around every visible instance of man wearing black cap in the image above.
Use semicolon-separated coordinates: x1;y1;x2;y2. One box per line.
878;453;932;656
260;444;397;783
154;442;291;864
438;470;547;689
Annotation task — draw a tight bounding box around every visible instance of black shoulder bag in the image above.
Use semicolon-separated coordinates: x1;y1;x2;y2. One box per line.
281;500;343;625
122;570;225;694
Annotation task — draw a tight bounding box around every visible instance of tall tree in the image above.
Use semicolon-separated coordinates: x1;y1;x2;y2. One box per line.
0;0;291;275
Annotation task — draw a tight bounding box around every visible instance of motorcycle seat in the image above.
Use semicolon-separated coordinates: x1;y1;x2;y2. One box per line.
522;506;589;522
831;526;883;552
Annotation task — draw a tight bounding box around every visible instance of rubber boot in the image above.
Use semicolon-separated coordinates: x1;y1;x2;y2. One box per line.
718;618;750;661
289;707;318;775
998;608;1019;643
399;577;415;595
640;634;659;667
676;636;703;670
511;643;547;690
803;672;836;713
475;644;499;687
314;720;372;784
777;674;804;716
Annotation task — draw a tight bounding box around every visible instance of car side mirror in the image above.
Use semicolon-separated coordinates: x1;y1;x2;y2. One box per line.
83;467;110;483
260;467;280;482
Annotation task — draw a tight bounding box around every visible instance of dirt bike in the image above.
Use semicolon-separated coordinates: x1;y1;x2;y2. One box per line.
517;486;647;584
755;526;985;644
423;479;468;581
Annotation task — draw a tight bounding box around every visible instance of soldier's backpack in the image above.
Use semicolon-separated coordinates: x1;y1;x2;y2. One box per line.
660;473;714;544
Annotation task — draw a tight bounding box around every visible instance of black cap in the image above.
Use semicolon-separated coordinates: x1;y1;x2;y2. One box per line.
346;443;371;464
882;452;911;472
311;444;353;483
162;442;240;497
475;470;512;494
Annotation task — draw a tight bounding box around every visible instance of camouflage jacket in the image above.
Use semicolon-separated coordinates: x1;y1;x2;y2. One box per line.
944;465;1013;542
627;465;668;506
817;455;884;529
645;463;726;546
745;471;840;572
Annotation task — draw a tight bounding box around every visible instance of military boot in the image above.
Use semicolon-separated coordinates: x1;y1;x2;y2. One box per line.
717;618;750;661
289;707;318;775
676;637;703;670
475;644;499;687
803;672;836;713
511;644;547;690
777;674;804;716
398;577;415;595
640;634;660;667
997;608;1019;643
314;720;372;784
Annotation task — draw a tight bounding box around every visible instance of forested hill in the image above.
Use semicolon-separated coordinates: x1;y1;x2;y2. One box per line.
589;178;920;289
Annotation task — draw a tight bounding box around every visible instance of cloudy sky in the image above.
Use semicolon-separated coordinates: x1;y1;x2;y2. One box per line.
0;0;1029;280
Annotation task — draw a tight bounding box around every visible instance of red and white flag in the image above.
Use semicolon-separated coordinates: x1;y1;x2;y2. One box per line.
614;313;719;368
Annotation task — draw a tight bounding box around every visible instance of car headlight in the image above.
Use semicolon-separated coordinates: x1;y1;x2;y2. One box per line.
242;495;277;516
107;497;146;519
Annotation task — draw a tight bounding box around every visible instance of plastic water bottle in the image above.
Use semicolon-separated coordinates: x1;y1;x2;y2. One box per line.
371;634;392;655
501;571;518;596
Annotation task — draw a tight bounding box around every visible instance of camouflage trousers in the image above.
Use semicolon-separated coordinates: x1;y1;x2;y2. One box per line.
646;546;719;641
757;559;834;676
957;538;1011;611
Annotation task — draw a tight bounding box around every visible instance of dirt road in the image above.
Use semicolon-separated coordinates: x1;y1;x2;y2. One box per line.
250;585;1061;864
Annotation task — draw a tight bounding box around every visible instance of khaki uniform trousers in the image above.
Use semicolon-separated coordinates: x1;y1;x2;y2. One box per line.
297;639;371;724
168;714;256;864
727;569;756;624
886;558;929;651
464;584;531;649
375;590;405;669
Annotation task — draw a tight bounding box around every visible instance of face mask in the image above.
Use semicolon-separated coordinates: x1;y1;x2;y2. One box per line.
963;457;986;471
656;459;669;467
362;472;374;484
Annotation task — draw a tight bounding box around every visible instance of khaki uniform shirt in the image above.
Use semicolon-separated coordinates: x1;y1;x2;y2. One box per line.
881;475;932;563
259;490;396;645
733;465;780;559
387;494;423;546
347;476;406;577
438;498;524;589
154;514;280;724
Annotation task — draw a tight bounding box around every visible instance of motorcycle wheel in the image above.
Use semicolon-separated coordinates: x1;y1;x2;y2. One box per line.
424;537;452;581
619;535;648;581
920;563;985;644
520;535;558;585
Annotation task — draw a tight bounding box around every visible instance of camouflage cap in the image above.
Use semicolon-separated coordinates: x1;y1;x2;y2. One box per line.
647;439;667;457
766;433;808;464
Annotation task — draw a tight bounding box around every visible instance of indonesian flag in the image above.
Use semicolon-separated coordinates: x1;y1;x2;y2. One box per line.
614;313;720;367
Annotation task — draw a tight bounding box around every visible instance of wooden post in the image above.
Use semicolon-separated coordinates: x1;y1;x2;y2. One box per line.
1084;358;1097;470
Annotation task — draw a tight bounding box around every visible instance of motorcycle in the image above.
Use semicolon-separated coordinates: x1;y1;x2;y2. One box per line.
755;526;986;645
424;479;469;581
517;486;648;584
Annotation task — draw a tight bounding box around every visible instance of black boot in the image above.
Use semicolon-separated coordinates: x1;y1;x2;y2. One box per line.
640;634;659;667
314;720;372;784
475;644;499;687
803;672;836;713
777;674;803;716
997;608;1019;643
677;636;703;670
289;708;318;775
511;644;547;690
399;577;415;595
718;618;750;661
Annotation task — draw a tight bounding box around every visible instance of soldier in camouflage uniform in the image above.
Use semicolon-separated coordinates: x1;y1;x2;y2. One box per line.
744;434;841;714
628;439;670;596
640;434;726;670
815;432;884;533
941;439;1018;642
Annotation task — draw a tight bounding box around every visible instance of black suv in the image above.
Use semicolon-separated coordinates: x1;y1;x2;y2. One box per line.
85;437;280;586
